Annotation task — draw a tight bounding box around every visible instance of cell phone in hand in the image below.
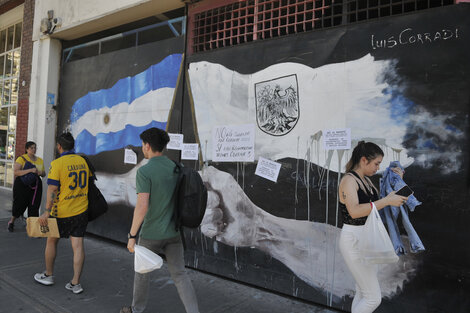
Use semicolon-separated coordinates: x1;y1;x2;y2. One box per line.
395;185;413;197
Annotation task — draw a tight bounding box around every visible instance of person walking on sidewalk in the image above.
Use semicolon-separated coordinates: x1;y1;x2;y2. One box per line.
338;141;407;313
7;141;45;232
34;132;92;295
120;128;199;313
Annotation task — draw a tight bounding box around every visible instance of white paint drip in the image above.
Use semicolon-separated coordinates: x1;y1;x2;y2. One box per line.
295;136;300;219
324;149;334;306
200;231;205;256
213;241;219;254
304;139;311;221
193;251;198;268
242;162;245;190
325;150;334;224
234;246;239;272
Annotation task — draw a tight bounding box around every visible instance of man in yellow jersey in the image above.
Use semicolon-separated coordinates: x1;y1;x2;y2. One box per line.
34;132;91;294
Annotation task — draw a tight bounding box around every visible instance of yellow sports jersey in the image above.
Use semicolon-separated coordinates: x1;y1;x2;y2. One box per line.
16;154;45;173
47;153;91;218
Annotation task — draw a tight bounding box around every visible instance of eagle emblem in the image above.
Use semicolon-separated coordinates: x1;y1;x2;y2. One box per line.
255;74;299;136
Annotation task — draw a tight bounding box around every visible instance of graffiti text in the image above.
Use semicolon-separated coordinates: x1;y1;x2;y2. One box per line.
371;27;459;50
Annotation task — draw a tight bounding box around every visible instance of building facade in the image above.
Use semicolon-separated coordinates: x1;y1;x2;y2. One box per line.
4;0;470;311
0;0;34;188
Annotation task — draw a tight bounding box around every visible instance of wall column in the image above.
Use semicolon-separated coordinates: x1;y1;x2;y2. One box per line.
28;37;61;205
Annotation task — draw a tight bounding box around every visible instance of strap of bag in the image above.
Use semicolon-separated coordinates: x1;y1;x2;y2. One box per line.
171;160;186;250
20;155;31;169
347;171;375;197
171;161;182;219
31;184;38;205
78;154;96;182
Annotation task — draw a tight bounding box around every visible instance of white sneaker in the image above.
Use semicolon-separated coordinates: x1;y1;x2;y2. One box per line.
65;282;83;294
34;272;54;285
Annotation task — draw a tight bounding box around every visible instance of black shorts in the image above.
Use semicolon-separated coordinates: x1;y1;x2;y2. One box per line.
56;211;88;238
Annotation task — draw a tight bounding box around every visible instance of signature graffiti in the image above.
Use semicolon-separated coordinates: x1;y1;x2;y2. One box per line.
371;27;459;49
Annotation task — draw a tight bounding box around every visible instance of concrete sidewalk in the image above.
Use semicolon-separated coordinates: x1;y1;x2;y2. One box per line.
0;188;340;313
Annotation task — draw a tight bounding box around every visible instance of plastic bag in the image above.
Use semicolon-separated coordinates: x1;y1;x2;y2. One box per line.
358;203;399;264
134;245;163;273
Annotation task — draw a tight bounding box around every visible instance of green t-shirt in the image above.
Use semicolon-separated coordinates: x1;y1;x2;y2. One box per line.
137;156;179;240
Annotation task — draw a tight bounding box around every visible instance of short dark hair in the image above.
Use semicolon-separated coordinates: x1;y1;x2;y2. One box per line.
57;132;75;151
139;128;170;152
25;141;36;153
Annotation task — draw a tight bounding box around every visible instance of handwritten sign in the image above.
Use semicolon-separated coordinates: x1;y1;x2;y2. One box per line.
212;124;255;162
124;149;137;164
323;128;351;150
167;133;184;150
182;144;199;160
255;157;281;182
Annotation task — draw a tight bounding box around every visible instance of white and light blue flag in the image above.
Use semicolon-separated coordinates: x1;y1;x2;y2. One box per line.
70;53;182;155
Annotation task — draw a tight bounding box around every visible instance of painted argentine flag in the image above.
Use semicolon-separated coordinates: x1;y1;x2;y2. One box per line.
70;54;182;155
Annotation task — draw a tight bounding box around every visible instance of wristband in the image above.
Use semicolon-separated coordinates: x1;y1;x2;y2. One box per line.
370;202;373;209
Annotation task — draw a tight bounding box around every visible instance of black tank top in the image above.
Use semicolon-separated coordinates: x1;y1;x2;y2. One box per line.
340;171;379;226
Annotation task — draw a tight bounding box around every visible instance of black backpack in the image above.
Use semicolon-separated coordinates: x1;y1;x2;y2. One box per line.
172;161;208;231
80;155;109;221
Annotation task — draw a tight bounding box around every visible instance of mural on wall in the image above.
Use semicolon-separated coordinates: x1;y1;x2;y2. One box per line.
55;6;470;313
58;37;185;237
61;55;182;213
200;166;419;299
189;54;417;173
69;54;181;156
182;5;469;313
64;54;182;209
189;52;423;302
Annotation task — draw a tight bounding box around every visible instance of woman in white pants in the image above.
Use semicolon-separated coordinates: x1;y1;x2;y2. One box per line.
338;141;407;313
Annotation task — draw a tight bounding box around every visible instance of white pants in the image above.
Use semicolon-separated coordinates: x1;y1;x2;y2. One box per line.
339;224;382;313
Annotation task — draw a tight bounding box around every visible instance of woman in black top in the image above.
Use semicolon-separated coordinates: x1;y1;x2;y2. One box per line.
338;141;407;313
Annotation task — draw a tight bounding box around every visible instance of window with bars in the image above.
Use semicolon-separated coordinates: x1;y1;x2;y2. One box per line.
190;0;455;53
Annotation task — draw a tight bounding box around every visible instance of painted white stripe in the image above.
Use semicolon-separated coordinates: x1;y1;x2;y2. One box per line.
71;88;174;137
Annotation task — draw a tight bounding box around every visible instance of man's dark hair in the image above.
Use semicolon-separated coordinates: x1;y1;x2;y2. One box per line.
139;128;170;152
57;132;75;151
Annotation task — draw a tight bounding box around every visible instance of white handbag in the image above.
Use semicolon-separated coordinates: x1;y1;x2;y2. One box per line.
358;203;399;264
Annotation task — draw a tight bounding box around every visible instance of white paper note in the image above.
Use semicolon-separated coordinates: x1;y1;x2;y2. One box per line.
212;124;255;162
255;157;281;182
323;128;351;150
124;149;137;164
167;133;184;150
182;144;199;160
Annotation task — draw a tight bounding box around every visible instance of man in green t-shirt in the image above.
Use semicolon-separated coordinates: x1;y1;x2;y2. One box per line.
120;128;199;313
